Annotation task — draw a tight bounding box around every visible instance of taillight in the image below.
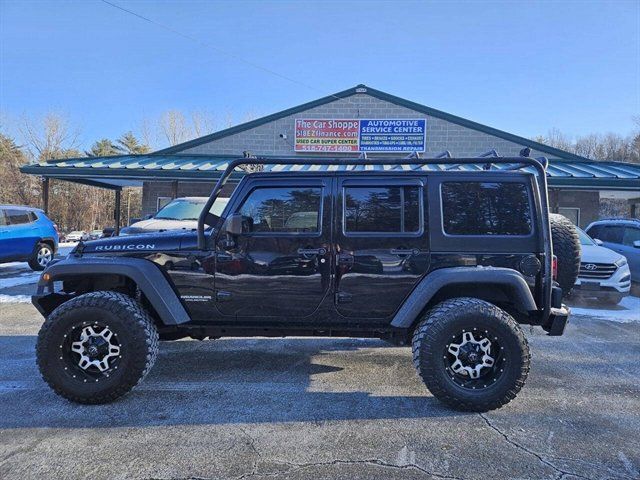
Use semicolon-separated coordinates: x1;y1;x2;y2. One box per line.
552;255;558;280
53;224;60;235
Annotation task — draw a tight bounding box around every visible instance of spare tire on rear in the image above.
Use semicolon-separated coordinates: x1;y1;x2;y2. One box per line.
549;213;581;296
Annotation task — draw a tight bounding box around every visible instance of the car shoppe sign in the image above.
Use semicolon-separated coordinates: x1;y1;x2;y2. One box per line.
294;119;426;152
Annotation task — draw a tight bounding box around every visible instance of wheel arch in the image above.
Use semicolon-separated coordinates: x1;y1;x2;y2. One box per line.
33;256;191;326
391;267;538;330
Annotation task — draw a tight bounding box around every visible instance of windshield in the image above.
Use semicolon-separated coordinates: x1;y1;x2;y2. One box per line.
155;198;208;220
577;227;596;246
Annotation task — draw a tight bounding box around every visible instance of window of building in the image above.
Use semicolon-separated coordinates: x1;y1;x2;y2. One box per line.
558;207;580;226
238;187;322;233
6;209;32;225
441;182;532;236
343;185;421;234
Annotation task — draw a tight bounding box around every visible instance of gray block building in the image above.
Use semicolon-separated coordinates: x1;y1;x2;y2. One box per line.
23;85;640;230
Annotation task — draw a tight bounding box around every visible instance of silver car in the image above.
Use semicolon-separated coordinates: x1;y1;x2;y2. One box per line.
119;197;228;236
572;227;631;305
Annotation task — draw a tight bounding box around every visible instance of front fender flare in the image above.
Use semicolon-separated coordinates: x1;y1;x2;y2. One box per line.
391;267;537;329
34;256;190;325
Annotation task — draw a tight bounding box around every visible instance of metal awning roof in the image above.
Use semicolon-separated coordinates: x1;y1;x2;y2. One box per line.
20;153;640;191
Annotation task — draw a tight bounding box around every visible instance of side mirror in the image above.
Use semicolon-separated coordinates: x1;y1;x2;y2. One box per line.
594;238;603;246
634;240;640;249
144;214;153;220
224;213;243;236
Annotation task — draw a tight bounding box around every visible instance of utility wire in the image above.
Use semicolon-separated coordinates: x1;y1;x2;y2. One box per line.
99;0;354;104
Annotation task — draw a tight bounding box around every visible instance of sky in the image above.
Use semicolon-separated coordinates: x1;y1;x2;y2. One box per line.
1;0;639;150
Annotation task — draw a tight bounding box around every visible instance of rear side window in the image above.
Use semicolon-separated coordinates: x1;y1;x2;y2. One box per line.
622;227;640;246
6;209;32;225
238;186;322;233
343;185;421;234
441;182;532;236
0;210;7;226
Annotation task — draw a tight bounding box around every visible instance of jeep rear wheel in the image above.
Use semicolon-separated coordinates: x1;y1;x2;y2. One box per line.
549;213;581;296
36;291;159;404
412;298;530;412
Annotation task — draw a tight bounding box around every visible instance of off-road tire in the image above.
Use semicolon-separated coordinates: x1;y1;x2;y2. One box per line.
36;291;159;404
412;297;530;412
28;241;53;271
549;213;581;296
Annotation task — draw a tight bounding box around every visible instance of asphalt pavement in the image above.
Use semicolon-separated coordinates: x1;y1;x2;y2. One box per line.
0;300;638;480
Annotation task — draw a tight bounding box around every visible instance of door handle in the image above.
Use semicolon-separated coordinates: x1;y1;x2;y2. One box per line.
390;248;419;255
297;247;326;255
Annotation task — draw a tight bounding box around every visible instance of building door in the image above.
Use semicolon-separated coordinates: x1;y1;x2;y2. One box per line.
214;179;332;320
334;177;429;319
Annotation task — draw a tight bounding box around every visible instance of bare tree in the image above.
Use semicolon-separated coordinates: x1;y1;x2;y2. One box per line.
20;113;79;161
160;110;190;146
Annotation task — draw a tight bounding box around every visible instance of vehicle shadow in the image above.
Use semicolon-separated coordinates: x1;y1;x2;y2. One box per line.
0;336;464;429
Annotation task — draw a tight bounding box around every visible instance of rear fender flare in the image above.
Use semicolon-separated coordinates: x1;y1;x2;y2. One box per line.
35;256;190;325
391;267;537;329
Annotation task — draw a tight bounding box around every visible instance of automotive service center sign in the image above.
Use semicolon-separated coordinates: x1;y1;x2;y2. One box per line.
294;119;426;152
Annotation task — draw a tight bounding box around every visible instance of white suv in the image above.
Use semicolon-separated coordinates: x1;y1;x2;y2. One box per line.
572;228;631;305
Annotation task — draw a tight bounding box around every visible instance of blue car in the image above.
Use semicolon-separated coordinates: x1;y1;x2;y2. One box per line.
586;218;640;283
0;205;59;270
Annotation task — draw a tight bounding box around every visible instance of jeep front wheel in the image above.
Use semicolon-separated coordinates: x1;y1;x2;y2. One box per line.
36;291;159;404
412;298;530;412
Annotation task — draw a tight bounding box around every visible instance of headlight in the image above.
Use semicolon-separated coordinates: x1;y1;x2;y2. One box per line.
614;257;628;267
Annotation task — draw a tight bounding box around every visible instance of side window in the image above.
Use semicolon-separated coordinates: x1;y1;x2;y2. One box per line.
622;227;640;246
598;226;624;244
238;186;322;234
0;210;7;226
6;209;32;225
441;182;532;235
343;185;422;234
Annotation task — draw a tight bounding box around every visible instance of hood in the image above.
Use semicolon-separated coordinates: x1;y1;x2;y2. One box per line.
120;218;198;235
580;244;625;264
79;230;195;254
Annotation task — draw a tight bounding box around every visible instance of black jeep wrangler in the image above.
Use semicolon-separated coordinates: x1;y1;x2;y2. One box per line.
33;155;577;412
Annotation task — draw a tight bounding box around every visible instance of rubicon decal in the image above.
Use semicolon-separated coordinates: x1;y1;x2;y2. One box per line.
95;244;156;251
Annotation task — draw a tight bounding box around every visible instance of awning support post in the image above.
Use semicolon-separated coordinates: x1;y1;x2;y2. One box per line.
171;180;178;199
42;177;50;214
114;190;122;235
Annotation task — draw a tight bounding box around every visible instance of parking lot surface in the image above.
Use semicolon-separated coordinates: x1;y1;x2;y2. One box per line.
0;300;638;480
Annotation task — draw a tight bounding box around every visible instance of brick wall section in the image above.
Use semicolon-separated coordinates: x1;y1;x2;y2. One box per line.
555;190;600;228
179;93;548;158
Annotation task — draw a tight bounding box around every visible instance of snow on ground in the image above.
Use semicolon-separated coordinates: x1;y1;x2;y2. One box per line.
0;272;41;289
0;294;31;303
569;295;640;323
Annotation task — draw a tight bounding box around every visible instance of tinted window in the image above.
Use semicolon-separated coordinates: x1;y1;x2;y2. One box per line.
238;187;321;233
0;210;7;227
622;227;640;246
6;209;32;225
597;225;624;243
344;185;421;234
441;182;532;235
